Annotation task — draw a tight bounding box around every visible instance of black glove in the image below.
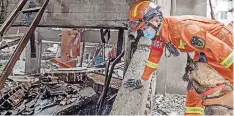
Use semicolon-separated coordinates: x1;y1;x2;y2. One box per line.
123;78;143;90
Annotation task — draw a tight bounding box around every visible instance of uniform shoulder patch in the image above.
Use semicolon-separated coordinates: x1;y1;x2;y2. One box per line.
190;36;205;48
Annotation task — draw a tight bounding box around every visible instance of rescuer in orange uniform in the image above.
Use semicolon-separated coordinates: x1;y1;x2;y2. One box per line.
124;1;233;115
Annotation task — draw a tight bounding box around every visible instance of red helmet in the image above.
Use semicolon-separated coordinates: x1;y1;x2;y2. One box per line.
129;1;162;31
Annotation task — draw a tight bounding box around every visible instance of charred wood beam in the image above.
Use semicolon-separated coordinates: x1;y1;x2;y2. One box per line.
100;29;110;62
104;51;124;96
30;33;36;58
96;51;124;115
117;29;124;57
96;58;112;105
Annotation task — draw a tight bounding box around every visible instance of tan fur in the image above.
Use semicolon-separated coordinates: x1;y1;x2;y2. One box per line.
188;62;233;115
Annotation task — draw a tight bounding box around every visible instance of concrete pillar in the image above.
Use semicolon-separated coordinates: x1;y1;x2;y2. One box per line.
153;0;171;95
170;0;176;16
111;38;152;115
123;30;131;76
25;29;41;74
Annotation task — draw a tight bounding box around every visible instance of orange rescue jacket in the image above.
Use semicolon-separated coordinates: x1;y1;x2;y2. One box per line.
142;15;233;84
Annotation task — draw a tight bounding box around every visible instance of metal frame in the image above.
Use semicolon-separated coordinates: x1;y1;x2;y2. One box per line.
0;0;50;89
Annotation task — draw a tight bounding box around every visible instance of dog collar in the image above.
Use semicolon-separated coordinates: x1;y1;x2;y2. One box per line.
202;84;226;96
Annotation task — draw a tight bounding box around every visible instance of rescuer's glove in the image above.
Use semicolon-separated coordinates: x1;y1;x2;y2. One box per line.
123;78;143;90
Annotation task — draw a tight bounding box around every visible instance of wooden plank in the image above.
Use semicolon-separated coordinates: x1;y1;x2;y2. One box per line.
22;7;41;13
8;76;39;82
2;33;24;39
87;73;122;89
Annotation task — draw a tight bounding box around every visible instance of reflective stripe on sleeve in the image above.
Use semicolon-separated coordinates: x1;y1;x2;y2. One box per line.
178;39;186;49
185;107;204;115
220;51;234;68
146;60;158;69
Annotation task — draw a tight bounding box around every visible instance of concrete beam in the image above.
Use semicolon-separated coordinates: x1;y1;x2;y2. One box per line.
2;0;132;28
110;39;153;115
5;27;119;44
83;30;119;44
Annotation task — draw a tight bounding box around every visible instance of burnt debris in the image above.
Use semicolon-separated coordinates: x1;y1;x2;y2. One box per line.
0;71;122;115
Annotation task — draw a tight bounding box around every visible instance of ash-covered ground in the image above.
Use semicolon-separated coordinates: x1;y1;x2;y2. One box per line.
151;94;186;115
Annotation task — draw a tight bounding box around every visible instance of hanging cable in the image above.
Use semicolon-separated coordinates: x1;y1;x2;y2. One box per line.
100;29;110;44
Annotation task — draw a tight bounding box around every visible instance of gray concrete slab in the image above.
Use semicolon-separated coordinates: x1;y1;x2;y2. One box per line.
110;39;153;115
5;27;119;44
2;0;133;28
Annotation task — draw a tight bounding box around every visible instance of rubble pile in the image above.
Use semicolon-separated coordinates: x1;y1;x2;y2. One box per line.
0;76;98;115
151;94;186;115
0;71;121;115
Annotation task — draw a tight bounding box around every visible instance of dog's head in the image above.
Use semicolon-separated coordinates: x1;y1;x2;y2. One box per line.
189;62;229;94
184;53;229;94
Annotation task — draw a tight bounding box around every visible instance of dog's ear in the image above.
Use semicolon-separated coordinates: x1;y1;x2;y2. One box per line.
198;52;207;63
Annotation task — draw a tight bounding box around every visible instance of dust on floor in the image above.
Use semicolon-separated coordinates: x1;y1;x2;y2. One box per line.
151;93;186;115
